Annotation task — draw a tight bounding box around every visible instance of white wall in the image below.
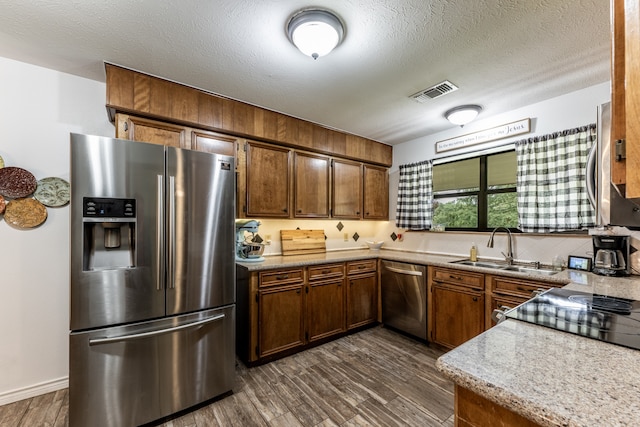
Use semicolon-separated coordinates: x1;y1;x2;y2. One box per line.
0;57;113;404
385;81;640;269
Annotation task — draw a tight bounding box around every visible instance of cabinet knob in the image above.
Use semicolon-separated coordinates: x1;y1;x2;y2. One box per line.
472;297;478;302
283;208;288;213
297;209;302;213
356;211;360;215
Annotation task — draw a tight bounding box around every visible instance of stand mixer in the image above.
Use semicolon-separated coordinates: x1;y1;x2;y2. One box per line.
235;220;265;262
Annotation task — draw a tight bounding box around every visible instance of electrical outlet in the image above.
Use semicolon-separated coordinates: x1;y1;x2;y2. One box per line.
264;234;272;245
343;232;349;241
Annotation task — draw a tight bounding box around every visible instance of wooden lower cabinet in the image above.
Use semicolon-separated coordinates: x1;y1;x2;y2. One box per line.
308;278;346;341
238;261;377;364
432;284;484;349
455;385;542;427
429;267;485;350
485;274;556;328
258;283;305;358
346;260;378;330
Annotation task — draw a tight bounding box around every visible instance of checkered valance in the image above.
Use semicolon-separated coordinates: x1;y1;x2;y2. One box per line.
515;124;596;233
395;160;432;230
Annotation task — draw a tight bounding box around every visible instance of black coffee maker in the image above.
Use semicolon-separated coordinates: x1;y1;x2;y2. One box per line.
592;235;630;276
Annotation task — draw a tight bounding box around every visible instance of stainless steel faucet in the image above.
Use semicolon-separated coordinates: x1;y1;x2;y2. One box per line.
487;227;514;265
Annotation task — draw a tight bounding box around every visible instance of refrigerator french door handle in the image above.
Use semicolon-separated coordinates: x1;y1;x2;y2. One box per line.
168;175;176;289
384;266;423;276
156;175;164;291
88;313;226;346
586;142;597;210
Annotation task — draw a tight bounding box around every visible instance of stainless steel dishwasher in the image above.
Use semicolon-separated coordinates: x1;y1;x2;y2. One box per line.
380;260;427;340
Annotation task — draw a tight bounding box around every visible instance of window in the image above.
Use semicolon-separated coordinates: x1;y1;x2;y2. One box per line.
432;150;517;231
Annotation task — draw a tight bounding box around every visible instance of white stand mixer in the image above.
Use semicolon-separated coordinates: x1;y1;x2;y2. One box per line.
235;220;265;262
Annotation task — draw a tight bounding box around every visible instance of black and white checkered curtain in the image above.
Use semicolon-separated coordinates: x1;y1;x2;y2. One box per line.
515;124;596;233
395;160;432;230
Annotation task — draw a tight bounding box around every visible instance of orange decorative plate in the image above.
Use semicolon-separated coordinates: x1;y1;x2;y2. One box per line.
4;198;47;229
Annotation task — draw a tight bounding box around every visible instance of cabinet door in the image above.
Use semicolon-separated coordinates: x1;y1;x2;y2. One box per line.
432;285;484;349
347;273;377;329
258;284;304;357
246;142;290;217
363;164;389;220
332;159;363;219
115;113;186;148
294;152;330;218
191;130;237;157
308;278;345;341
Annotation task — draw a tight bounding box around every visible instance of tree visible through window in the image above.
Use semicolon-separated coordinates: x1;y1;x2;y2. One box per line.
432;151;518;231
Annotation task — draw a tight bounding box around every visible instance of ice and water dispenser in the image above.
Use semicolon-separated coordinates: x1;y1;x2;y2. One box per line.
82;197;136;270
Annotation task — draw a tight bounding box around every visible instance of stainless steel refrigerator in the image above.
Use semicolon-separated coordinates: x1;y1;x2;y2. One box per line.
69;134;236;427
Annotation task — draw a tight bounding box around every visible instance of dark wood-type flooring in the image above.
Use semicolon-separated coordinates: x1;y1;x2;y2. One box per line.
0;326;454;426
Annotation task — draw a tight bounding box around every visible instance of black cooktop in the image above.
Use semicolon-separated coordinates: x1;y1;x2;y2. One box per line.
505;288;640;351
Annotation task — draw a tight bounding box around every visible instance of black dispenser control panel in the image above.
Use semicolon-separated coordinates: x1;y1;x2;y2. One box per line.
83;197;136;218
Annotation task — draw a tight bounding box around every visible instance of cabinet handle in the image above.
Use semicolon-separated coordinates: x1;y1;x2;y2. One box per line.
124;121;129;132
276;274;289;280
449;275;463;281
296;289;301;294
322;269;331;274
517;286;526;292
358;265;366;269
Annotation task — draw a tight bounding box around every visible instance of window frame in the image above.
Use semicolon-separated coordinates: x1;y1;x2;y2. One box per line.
432;150;518;232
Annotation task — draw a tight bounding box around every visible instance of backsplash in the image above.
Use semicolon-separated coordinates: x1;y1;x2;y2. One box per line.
252;219;640;274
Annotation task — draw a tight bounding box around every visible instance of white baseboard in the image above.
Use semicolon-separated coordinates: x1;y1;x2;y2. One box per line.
0;377;68;406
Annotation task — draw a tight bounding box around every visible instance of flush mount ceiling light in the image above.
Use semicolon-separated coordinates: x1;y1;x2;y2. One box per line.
444;104;483;126
286;8;345;60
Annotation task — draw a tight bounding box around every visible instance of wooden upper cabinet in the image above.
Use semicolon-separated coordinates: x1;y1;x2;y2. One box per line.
116;113;186;148
105;63;392;166
332;159;363;219
246;142;291;217
363;164;389;220
611;0;640;198
294;152;330;218
191;130;237;157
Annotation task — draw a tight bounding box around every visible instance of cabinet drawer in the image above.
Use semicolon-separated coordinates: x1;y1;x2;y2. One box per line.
346;259;377;275
259;268;304;287
308;263;345;281
489;275;553;298
432;267;484;291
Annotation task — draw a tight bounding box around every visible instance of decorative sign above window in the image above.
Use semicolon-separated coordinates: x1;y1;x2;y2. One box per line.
435;118;531;153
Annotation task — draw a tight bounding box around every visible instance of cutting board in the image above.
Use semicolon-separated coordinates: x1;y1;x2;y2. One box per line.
280;229;326;255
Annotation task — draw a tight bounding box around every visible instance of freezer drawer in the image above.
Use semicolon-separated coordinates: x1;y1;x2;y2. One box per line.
69;305;235;427
381;261;427;340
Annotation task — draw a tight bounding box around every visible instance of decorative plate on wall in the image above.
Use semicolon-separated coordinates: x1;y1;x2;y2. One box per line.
4;198;47;229
0;166;37;198
34;177;70;207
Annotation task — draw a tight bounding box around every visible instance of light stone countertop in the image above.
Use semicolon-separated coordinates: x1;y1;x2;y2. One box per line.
237;247;640;426
436;319;640;426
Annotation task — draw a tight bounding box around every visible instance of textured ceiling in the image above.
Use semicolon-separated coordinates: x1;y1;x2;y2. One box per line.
0;0;611;145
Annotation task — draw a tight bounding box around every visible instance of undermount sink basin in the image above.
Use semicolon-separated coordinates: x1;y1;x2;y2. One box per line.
451;260;506;269
450;259;558;276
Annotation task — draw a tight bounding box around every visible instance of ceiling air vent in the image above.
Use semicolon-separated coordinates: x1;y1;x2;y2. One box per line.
410;80;459;103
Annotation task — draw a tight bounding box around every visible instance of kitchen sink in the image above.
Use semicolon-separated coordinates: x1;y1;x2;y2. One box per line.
450;259;558;275
451;260;507;269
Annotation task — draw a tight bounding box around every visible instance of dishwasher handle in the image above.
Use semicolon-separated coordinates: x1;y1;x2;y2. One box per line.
384;266;423;276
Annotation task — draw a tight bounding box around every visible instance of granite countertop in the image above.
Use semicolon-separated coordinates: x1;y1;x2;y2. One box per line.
436;271;640;427
236;248;570;285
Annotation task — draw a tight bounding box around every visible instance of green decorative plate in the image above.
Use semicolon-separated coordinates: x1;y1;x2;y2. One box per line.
34;177;70;207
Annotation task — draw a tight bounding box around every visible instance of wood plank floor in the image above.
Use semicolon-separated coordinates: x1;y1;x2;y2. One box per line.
0;326;454;427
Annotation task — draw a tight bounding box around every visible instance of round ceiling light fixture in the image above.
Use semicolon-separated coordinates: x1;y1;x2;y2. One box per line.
286;8;345;60
444;104;483;126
